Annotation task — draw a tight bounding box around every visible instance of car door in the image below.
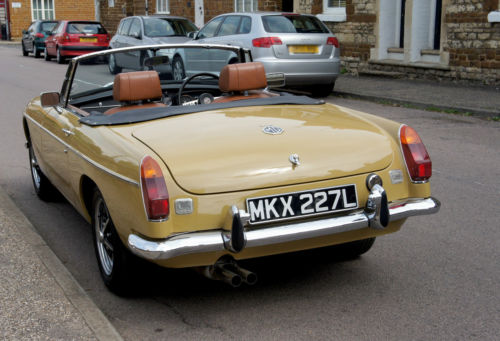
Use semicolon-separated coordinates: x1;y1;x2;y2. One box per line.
188;16;224;72
39;104;78;204
23;23;35;52
46;22;62;55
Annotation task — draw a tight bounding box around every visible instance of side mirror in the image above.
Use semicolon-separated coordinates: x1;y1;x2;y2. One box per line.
40;92;60;107
187;31;198;39
131;32;141;40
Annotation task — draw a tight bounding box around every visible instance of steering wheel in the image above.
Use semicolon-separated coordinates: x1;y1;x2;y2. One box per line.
177;72;219;105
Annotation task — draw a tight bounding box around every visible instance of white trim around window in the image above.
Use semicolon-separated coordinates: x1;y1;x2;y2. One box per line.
317;0;346;22
31;0;56;21
156;0;170;14
234;0;258;12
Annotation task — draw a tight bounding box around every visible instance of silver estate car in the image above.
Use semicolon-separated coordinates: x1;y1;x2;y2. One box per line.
191;12;340;97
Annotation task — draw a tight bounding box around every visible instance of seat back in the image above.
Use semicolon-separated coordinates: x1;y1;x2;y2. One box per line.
218;62;267;93
105;71;165;115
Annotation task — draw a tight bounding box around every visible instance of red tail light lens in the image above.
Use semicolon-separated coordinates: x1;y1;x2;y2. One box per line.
35;33;44;38
140;156;169;220
400;125;432;182
252;37;283;48
327;37;339;48
63;34;70;42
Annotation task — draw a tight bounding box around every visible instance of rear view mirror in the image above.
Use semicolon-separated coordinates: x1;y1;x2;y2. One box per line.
187;31;198;39
266;73;286;88
40;92;60;107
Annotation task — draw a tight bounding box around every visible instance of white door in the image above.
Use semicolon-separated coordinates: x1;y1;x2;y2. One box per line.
195;0;204;28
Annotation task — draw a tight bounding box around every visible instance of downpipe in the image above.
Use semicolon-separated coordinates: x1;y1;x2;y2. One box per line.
198;257;257;287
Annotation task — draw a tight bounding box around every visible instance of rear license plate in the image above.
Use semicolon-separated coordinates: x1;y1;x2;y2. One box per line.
288;45;319;54
246;184;358;224
80;37;97;42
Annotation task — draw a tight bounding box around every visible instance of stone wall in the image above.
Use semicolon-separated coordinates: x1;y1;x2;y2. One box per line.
324;0;500;85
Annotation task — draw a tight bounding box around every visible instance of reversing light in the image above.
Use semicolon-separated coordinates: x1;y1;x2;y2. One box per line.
399;125;432;182
327;37;339;48
252;37;283;48
140;156;169;220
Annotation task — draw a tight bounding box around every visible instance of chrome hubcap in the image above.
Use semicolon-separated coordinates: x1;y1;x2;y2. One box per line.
30;151;41;189
95;197;114;276
173;60;183;80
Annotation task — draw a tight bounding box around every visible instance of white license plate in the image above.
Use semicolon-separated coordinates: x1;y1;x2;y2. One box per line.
246;184;358;224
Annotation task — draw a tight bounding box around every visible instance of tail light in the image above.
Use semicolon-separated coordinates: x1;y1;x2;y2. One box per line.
327;37;339;48
399;125;432;182
140;156;169;221
252;37;283;48
35;33;44;38
62;34;70;42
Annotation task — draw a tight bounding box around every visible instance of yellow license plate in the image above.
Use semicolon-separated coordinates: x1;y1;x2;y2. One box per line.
80;37;97;43
288;45;319;54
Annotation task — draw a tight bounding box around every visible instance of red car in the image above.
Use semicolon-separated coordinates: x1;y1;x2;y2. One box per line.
44;20;110;63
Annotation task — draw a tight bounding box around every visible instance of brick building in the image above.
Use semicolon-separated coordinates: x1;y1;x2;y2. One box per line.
6;0;96;39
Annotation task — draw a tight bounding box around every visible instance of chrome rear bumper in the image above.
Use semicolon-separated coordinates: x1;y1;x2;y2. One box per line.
128;196;440;261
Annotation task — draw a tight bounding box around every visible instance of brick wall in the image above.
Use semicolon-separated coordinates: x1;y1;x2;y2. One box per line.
9;0;95;39
169;0;195;22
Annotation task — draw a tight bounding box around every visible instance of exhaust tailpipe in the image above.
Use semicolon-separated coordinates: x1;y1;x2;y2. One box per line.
197;258;258;287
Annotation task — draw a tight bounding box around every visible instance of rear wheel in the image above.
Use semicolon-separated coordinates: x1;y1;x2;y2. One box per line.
29;144;58;201
311;82;335;98
44;47;51;61
56;47;65;64
330;238;376;259
92;188;135;295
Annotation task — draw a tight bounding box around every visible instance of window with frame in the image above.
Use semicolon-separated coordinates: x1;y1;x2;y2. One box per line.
235;0;258;12
156;0;169;14
31;0;55;20
318;0;346;22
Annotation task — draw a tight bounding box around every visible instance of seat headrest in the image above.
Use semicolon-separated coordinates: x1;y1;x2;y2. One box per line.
113;71;162;102
219;62;267;93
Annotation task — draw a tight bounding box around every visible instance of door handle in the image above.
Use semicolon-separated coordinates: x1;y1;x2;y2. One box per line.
62;128;74;136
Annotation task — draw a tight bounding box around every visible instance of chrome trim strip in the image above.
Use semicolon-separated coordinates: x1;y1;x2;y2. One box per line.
128;197;440;261
24;114;139;186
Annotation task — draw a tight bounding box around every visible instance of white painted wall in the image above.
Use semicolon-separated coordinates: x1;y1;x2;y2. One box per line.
195;0;204;28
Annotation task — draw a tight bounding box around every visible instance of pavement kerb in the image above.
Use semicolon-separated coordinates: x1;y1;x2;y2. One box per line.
0;186;123;341
332;90;499;119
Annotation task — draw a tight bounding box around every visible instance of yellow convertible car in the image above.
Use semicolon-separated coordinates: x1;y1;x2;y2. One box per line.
23;45;440;293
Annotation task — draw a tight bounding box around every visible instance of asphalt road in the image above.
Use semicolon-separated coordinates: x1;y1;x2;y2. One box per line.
1;45;499;340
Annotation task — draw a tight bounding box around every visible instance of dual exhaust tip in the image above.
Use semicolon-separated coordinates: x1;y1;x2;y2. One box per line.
199;258;257;288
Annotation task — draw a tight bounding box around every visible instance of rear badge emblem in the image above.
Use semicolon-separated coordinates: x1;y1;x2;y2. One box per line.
289;154;300;166
262;125;284;135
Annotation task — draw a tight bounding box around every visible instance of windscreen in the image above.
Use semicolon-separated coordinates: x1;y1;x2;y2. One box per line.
67;22;107;34
144;18;198;37
40;22;58;32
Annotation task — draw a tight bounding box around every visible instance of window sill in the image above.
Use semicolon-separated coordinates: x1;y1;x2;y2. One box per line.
317;14;347;22
488;11;500;22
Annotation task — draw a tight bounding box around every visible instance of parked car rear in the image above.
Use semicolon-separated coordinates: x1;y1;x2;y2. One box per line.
44;20;110;63
21;20;59;58
191;12;340;97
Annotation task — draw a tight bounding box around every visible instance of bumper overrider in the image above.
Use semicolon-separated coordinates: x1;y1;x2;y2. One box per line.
128;180;440;261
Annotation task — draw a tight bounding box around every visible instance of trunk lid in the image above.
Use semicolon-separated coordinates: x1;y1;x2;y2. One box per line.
131;104;394;194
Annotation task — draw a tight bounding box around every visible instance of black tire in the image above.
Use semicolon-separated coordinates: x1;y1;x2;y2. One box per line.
91;188;135;295
311;82;335;98
34;48;41;58
28;144;59;201
108;53;122;75
172;55;185;81
56;47;65;64
330;237;376;259
44;47;51;61
22;42;28;56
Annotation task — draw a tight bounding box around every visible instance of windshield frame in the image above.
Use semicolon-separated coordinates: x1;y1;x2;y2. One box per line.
61;44;252;108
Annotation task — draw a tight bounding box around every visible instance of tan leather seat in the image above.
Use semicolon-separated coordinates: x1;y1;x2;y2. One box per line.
104;71;166;115
213;62;270;103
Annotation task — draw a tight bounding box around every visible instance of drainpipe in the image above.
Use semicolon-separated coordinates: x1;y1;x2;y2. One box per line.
5;0;10;40
94;0;100;21
145;0;148;15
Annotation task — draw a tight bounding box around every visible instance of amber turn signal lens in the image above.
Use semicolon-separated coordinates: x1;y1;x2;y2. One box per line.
400;125;432;182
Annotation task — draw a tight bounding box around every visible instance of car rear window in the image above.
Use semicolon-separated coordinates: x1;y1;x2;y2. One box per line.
262;15;329;33
67;22;107;34
40;22;58;32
